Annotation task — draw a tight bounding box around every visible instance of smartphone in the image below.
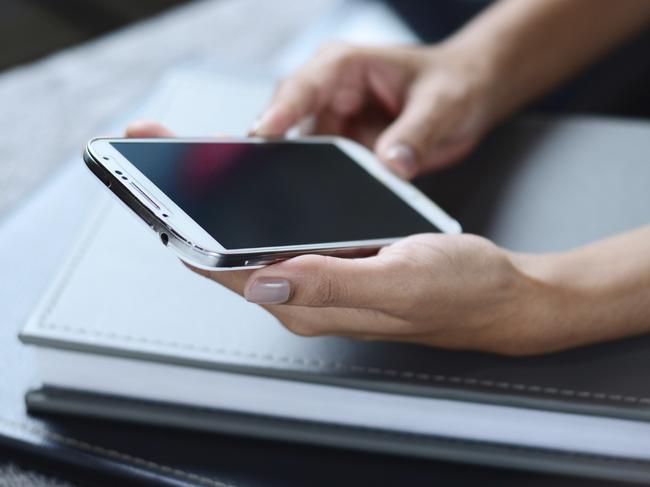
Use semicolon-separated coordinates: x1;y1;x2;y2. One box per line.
84;136;461;269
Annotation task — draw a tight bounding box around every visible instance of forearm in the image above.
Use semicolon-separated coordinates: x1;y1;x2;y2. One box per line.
445;0;650;125
514;226;650;353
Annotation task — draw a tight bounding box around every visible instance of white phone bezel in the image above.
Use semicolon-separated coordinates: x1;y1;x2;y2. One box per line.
87;136;461;265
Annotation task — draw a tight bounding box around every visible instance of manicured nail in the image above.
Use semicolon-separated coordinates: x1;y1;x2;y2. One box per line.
384;143;417;179
245;277;291;304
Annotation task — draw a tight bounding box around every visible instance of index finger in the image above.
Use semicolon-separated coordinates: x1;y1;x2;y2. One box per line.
252;77;321;136
252;43;362;136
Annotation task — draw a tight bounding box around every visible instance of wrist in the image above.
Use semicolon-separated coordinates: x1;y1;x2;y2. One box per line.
469;251;562;356
457;246;564;356
505;249;638;355
506;250;590;354
433;37;508;133
476;248;606;356
440;16;542;129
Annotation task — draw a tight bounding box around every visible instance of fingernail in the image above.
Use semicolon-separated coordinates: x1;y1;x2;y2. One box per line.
245;277;291;304
384;143;417;179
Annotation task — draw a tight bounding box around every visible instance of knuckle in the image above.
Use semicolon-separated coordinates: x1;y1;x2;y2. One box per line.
287;255;346;307
314;274;339;307
418;103;445;128
419;84;471;125
314;257;346;307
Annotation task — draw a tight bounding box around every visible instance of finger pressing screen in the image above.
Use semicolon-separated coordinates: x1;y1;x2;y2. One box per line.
252;78;321;136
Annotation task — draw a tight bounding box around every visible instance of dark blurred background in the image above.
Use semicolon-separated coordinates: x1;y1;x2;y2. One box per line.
2;0;650;118
0;0;186;70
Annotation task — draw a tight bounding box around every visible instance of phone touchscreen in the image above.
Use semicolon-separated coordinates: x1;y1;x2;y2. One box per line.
110;141;440;249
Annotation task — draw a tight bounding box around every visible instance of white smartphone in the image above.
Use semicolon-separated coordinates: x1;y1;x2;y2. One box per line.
84;136;461;269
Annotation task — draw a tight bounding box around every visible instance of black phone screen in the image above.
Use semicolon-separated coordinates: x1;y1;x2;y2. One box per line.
111;141;440;250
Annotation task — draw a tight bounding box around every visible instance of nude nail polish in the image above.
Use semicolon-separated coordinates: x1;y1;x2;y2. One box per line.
245;277;291;304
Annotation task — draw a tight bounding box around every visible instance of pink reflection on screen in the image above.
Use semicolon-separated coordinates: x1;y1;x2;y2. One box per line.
177;143;248;196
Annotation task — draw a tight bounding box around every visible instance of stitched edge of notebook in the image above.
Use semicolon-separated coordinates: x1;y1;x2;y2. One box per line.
35;203;650;407
0;417;234;487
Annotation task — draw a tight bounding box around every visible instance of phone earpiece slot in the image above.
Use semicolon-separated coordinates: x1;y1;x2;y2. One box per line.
129;182;161;210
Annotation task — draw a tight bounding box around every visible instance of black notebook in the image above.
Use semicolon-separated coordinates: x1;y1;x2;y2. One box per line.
19;112;650;483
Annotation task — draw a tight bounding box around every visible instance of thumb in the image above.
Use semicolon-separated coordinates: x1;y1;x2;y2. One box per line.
374;91;475;179
243;254;393;309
